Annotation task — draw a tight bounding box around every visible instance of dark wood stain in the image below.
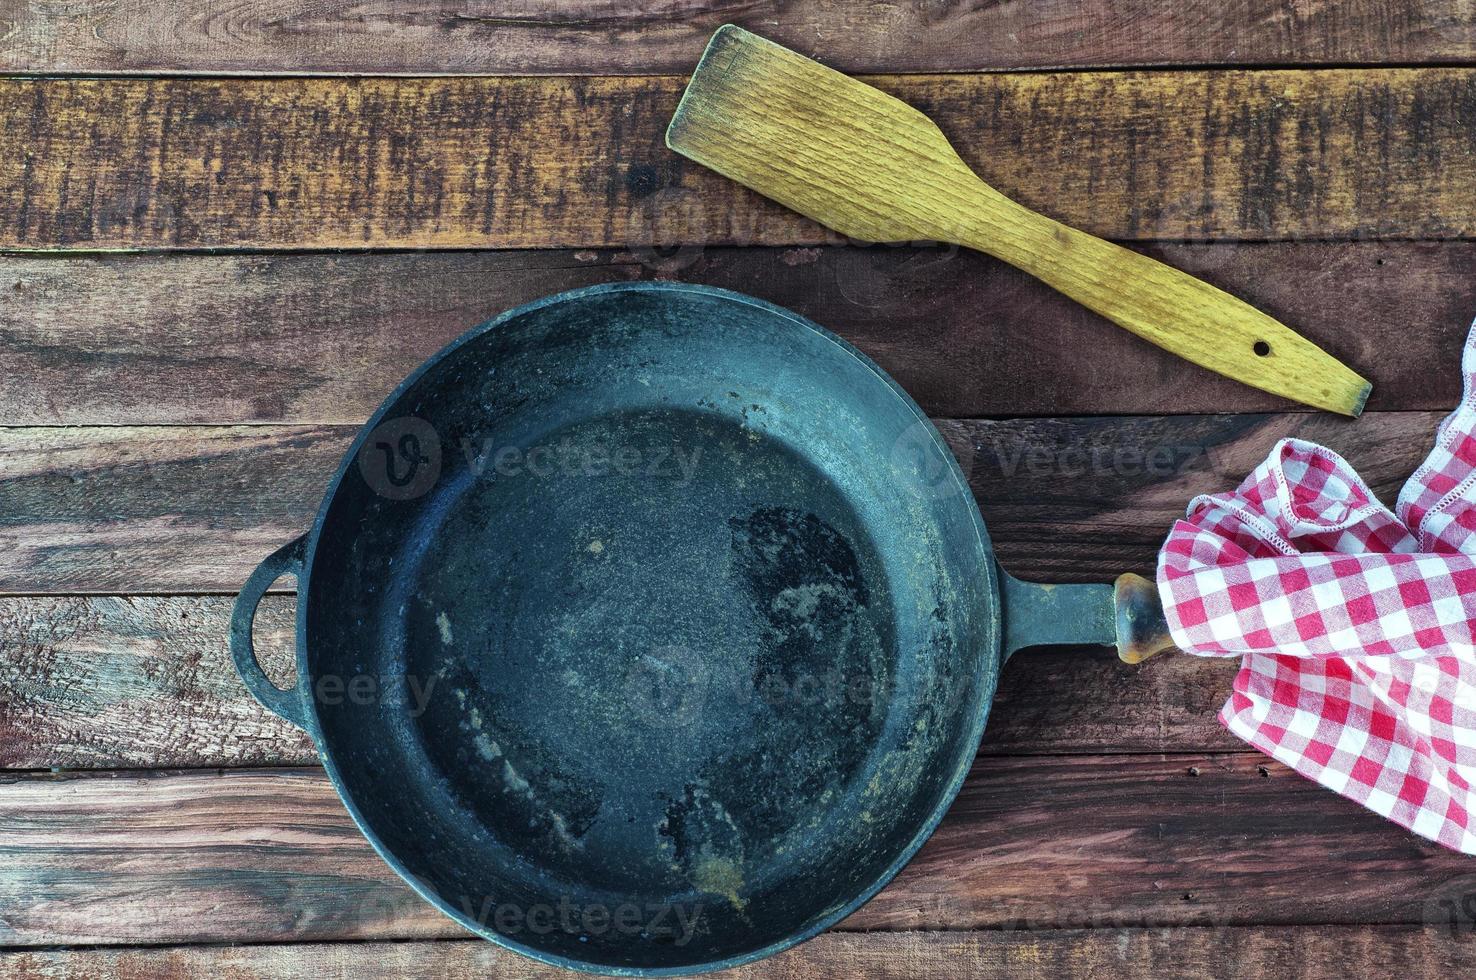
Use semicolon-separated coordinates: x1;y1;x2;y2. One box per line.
5;72;1476;250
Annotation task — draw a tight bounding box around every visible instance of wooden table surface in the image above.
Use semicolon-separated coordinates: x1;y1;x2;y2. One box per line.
3;2;1476;977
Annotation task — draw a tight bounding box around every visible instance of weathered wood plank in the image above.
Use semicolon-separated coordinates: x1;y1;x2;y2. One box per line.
4;0;1475;75
3;243;1465;423
987;645;1239;756
0;425;347;594
0;596;314;769
5;70;1476;250
0;595;1235;770
942;412;1427;581
2;759;1473;945
4;927;1473;979
0;768;453;944
0;412;1434;593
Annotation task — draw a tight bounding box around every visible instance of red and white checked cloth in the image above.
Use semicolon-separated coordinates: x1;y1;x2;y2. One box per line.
1158;323;1476;853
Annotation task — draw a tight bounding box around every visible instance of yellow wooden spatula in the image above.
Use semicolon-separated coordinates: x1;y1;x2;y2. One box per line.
666;25;1371;416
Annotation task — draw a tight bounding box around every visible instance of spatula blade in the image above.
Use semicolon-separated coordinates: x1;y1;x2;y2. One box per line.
667;24;979;245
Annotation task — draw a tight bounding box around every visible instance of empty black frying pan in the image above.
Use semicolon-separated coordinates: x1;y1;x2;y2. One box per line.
231;282;1169;975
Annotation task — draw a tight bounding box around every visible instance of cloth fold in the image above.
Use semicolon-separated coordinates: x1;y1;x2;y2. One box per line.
1157;321;1476;854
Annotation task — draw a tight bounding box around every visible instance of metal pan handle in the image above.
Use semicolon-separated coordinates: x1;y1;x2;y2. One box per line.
1112;573;1177;663
999;568;1175;664
230;534;311;730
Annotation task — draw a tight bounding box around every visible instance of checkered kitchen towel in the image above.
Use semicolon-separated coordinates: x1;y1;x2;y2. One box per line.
1158;322;1476;854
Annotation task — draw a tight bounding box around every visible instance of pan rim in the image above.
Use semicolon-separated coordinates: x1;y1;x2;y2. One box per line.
294;280;1000;976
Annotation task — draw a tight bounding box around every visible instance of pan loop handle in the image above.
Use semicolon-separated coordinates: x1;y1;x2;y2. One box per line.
999;568;1176;664
230;534;311;731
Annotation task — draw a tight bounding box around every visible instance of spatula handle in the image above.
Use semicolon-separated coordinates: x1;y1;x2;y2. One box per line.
961;197;1371;416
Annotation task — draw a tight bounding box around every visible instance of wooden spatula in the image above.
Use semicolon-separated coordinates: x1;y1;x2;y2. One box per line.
666;25;1371;416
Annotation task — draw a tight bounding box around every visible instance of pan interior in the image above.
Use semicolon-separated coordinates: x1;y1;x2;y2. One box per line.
304;285;997;972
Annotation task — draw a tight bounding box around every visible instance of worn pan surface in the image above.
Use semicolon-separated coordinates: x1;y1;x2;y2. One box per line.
231;282;1159;975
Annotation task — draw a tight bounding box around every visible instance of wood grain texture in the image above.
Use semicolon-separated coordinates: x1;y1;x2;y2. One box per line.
4;759;1475;945
0;768;453;944
3;0;1476;75
6;70;1476;250
0;595;1235;770
941;412;1427;582
4;927;1474;979
0;412;1433;593
2;242;1465;424
670;26;1371;415
0;595;314;769
3;7;1468;974
0;424;347;593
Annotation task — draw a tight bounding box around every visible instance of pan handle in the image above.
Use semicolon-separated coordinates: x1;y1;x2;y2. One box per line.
230;535;311;731
1112;573;1178;664
999;569;1175;664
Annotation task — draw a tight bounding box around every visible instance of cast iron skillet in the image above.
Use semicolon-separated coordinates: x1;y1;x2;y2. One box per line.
231;282;1169;976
